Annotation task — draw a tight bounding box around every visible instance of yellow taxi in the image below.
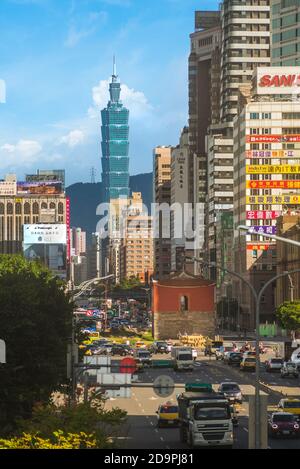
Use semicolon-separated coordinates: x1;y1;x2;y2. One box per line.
135;341;146;349
240;357;256;372
156;402;179;428
278;399;300;417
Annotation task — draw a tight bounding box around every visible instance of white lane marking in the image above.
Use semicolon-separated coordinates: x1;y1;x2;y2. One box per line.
160;437;164;441
150;422;154;426
155;429;159;433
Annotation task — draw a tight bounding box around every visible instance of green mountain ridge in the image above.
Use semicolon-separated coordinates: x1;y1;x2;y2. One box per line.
66;172;153;243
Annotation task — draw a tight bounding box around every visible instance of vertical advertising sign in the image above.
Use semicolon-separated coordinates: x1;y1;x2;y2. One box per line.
66;197;71;262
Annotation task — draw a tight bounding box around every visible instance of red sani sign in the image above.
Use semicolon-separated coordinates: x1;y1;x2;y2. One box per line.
259;74;300;88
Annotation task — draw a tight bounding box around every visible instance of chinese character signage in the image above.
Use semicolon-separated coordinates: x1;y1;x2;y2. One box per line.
246;165;300;174
247;244;276;251
246;211;281;220
246;180;300;189
246;195;300;205
246;150;296;158
248;226;277;235
246;135;300;143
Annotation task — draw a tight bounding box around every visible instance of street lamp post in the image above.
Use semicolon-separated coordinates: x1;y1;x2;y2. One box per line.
68;274;114;404
187;253;300;449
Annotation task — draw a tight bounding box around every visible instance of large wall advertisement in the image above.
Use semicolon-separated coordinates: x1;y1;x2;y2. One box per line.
23;224;67;279
17;181;63;195
256;67;300;95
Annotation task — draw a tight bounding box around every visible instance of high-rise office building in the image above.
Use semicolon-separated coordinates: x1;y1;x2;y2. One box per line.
153;146;172;279
101;60;130;203
271;0;300;66
205;0;271;282
188;11;222;269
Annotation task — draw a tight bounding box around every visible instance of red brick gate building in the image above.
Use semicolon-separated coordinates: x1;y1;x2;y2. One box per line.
152;272;216;340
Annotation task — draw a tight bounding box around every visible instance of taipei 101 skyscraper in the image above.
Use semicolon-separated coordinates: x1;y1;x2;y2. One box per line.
101;58;130;203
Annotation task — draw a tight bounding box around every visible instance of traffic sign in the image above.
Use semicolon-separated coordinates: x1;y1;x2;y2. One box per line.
120;357;137;374
153;375;175;398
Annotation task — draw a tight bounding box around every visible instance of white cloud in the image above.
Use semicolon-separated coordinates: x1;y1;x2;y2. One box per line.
0;139;42;166
89;79;153;120
60;129;85;147
64;11;108;48
64;26;93;48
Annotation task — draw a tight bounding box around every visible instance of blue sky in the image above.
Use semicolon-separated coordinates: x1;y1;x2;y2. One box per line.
0;0;218;186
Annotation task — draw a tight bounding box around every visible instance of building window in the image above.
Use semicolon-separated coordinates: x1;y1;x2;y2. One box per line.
7;203;13;215
33;202;39;215
15;203;21;215
24;203;30;215
180;295;189;312
0;204;4;215
58;202;64;215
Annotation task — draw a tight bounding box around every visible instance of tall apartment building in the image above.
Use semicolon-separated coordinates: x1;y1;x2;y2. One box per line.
271;0;300;66
170;128;190;272
87;233;102;280
120;192;153;284
188;12;222;269
71;227;86;256
233;67;300;329
220;0;270;125
153;146;172;279
205;0;271;284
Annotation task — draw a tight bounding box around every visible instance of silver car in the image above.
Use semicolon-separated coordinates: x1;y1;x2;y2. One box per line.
265;358;284;372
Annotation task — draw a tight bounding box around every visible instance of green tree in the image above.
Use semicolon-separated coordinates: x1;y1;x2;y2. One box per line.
0;255;73;434
13;393;127;449
276;301;300;333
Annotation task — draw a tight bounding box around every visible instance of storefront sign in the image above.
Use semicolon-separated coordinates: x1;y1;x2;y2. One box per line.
246;195;300;205
246;135;300;143
246;211;281;220
246;180;300;189
246;150;296;158
248;226;277;235
247;244;276;251
246;165;300;174
256;67;300;95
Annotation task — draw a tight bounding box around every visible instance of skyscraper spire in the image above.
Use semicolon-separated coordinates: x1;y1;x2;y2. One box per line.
113;55;117;79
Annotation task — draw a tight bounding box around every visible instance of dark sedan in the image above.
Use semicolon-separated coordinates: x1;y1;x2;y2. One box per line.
225;352;243;366
110;345;133;356
268;413;300;438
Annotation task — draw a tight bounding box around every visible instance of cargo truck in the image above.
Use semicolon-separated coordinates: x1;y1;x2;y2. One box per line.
171;347;194;371
177;392;233;448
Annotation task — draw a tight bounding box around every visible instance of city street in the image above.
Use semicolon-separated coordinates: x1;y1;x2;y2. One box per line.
106;355;300;450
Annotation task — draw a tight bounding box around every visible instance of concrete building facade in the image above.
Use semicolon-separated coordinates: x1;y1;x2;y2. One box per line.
276;214;300;306
233;89;300;328
271;0;300;66
153;146;172;279
120;192;153;284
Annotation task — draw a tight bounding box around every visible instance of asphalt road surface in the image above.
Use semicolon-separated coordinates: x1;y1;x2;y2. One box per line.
105;354;300;450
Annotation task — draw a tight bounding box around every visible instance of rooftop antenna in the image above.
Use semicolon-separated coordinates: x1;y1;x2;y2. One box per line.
90;167;96;184
113;55;117;78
